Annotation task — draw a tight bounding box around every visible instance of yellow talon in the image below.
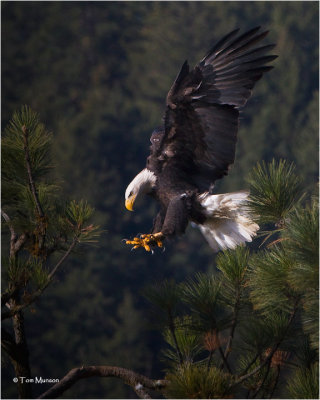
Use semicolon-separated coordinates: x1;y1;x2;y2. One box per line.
126;239;140;245
125;232;164;252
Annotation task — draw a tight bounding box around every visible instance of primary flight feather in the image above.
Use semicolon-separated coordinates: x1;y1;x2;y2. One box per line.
125;27;277;252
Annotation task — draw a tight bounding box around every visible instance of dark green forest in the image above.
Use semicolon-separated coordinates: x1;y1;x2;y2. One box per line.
1;1;318;399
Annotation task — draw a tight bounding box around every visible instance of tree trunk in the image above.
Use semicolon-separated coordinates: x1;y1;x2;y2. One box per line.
12;305;32;399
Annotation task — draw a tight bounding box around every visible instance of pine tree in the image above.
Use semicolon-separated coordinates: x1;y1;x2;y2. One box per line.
2;109;318;399
1;106;100;399
143;160;319;399
2;2;318;396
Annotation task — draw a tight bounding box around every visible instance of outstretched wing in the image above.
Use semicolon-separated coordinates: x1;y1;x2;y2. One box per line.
148;27;277;191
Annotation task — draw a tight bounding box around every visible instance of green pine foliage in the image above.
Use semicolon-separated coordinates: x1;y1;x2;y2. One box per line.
2;106;56;232
285;197;319;351
2;106;53;183
246;160;319;356
248;246;298;314
5;257;49;293
2;106;100;260
287;363;319;399
65;200;100;244
181;273;227;332
2;2;318;398
285;198;319;278
246;159;303;226
1;107;100;398
144;279;182;318
236;356;277;396
237;318;275;356
215;247;250;311
161;316;203;367
165;364;233;399
145;160;318;399
216;247;249;289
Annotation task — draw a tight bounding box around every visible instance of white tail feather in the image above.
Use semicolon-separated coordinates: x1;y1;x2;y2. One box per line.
197;191;259;252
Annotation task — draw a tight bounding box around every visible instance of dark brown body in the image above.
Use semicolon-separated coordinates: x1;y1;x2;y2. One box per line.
143;27;276;240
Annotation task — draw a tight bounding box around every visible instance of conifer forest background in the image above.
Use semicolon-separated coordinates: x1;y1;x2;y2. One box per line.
2;1;318;399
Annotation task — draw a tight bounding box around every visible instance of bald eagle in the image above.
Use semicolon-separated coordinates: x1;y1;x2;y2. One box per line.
125;27;276;252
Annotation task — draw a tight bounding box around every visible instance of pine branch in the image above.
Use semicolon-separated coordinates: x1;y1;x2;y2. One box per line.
222;287;241;365
216;247;249;369
10;299;33;399
2;288;18;307
233;298;300;388
206;350;214;371
1;327;19;362
134;385;152;399
246;159;303;226
168;310;183;365
22;125;44;218
13;233;28;255
241;353;260;376
38;366;167;399
1;210;28;311
22;124;47;252
1;210;16;258
218;345;232;374
235;347;274;388
268;365;281;399
251;359;271;398
223;316;237;361
2;208;33;398
47;236;78;280
1;210;28;259
1;237;78;320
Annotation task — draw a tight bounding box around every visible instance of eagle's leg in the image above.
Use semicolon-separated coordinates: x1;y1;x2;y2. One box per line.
160;194;190;237
125;195;189;251
125;232;164;252
141;232;164;248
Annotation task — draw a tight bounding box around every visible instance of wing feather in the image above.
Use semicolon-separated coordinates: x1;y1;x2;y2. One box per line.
147;27;276;190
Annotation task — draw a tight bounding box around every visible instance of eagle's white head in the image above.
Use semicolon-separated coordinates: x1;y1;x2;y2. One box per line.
125;168;157;211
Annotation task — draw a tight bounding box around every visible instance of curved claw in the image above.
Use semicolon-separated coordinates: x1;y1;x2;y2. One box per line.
125;232;164;252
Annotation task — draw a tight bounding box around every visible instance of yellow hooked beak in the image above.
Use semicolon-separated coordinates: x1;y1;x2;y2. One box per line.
125;194;136;212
